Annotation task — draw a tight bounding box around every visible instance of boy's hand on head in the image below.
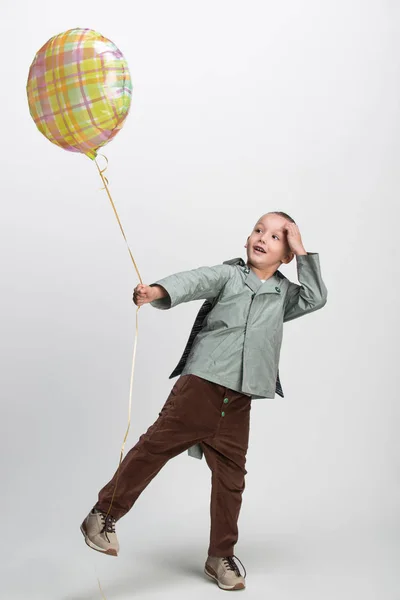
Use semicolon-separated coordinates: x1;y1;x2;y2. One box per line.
133;284;158;306
284;221;307;255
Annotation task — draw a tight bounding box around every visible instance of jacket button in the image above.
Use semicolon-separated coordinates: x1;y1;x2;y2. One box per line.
223;398;229;404
221;411;225;417
275;287;280;293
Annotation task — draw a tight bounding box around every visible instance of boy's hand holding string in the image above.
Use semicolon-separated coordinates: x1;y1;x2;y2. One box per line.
133;283;167;306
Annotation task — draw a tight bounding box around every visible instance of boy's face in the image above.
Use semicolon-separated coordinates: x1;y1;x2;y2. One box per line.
245;213;294;269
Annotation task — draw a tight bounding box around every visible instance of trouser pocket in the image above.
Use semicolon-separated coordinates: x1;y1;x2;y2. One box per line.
170;374;192;396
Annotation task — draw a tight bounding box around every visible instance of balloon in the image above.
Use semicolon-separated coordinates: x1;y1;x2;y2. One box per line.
27;28;132;160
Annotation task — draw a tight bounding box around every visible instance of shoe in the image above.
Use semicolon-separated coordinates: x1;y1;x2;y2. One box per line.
80;508;119;556
204;555;246;590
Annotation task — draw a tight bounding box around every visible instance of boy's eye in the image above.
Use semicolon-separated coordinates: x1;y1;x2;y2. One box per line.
255;228;279;240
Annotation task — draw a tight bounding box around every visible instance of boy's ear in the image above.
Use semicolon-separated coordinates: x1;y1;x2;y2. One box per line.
281;251;295;265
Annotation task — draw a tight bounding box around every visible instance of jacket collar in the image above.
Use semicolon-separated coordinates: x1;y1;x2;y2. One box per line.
223;257;284;295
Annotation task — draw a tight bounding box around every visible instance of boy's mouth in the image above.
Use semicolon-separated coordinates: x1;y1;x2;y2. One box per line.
253;245;266;255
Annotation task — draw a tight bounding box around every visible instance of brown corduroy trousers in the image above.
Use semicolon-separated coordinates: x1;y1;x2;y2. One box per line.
95;373;252;557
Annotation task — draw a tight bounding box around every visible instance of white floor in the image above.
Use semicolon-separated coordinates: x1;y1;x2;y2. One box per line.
3;520;398;600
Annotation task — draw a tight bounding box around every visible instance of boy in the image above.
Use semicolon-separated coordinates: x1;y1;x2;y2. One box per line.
81;211;328;591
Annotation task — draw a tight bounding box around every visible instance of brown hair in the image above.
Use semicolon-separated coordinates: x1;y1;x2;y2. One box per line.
266;211;296;224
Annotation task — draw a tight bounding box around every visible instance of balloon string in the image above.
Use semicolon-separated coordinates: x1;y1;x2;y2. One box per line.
102;306;137;521
95;155;143;285
92;156;142;600
97;577;107;600
90;552;108;600
94;154;141;518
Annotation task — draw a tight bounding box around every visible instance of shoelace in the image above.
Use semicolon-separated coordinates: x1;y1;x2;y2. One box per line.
98;511;116;543
222;555;247;579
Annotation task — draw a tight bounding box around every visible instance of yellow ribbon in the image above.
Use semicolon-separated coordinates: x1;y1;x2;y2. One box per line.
94;155;142;523
92;154;144;598
95;155;143;285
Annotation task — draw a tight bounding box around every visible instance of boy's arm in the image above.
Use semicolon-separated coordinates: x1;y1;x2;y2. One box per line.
283;252;328;323
148;264;232;310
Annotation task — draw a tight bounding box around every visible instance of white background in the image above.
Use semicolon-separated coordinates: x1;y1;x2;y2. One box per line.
1;1;399;598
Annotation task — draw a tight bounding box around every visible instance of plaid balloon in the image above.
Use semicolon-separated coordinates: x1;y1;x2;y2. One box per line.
27;28;132;159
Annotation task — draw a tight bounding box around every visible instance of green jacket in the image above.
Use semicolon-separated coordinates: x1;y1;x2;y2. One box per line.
150;252;327;459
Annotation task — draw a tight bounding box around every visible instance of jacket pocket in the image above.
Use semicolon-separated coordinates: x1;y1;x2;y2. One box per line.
209;331;237;362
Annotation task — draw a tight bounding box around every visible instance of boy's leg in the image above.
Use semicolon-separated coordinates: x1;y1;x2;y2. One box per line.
81;374;244;557
94;374;207;520
200;393;251;558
